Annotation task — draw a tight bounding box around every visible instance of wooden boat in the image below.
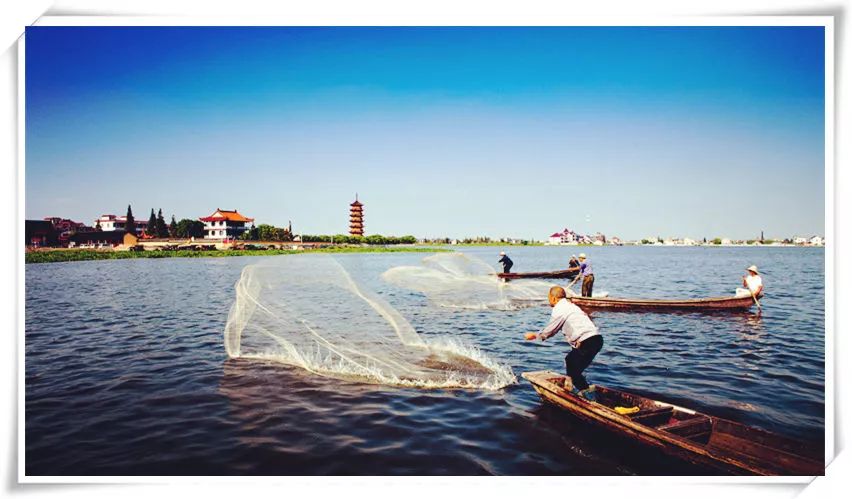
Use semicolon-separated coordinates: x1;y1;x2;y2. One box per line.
522;371;823;476
496;269;577;280
569;294;758;310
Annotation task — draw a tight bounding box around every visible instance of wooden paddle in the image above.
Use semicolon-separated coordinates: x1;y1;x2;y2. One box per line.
750;288;762;310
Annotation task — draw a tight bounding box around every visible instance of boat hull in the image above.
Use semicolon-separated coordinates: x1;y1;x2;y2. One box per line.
521;371;822;476
569;295;757;310
497;270;577;280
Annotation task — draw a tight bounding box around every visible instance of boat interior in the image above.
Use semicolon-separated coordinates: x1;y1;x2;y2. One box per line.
544;375;822;475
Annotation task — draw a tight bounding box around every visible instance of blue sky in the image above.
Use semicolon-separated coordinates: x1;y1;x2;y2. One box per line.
25;26;825;240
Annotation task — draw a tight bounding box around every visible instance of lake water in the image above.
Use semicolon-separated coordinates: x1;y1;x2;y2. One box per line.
25;246;825;475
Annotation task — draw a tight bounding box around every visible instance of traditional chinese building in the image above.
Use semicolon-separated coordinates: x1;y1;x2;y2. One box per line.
200;208;254;240
349;195;364;237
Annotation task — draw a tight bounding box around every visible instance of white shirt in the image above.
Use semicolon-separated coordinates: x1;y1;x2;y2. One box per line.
538;298;600;348
745;274;763;294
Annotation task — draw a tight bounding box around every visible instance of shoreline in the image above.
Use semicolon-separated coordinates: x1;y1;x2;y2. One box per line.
25;246;449;264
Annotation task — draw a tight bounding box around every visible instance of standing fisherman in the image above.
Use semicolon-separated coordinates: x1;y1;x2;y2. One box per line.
526;286;603;400
568;253;595;297
498;251;514;274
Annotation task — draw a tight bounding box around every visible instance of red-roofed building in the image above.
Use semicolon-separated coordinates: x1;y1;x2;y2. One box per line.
547;228;579;245
199;209;255;240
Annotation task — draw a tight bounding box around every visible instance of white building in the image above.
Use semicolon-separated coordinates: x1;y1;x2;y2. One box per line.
809;236;824;246
793;236;808;245
200;208;254;240
682;238;697;246
547;228;579;245
94;214;148;235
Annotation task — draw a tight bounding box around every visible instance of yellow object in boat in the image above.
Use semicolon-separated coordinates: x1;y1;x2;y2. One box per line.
614;406;640;415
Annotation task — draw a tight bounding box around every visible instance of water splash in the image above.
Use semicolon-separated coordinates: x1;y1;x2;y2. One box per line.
382;253;566;310
223;255;515;390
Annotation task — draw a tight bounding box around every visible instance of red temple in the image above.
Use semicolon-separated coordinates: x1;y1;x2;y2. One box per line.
349;194;364;237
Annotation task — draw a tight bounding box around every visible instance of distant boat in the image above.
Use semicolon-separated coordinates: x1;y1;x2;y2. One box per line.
569;294;759;311
522;371;823;476
496;269;578;280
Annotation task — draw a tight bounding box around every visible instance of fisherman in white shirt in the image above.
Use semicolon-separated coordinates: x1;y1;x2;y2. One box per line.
526;286;603;401
741;265;764;297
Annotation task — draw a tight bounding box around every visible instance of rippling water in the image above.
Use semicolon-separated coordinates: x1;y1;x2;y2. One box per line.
25;246;825;475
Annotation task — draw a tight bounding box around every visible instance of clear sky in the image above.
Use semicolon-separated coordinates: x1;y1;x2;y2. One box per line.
25;26;825;240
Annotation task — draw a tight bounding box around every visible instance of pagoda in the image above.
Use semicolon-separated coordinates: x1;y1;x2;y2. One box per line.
349;194;364;237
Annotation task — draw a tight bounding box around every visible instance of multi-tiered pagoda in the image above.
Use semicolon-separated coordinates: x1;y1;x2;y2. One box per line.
349;194;364;237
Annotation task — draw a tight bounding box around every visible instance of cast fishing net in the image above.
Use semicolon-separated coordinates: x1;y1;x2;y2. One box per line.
224;255;515;389
381;253;571;310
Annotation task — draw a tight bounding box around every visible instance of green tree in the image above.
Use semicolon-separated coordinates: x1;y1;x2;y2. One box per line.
168;215;177;238
146;209;158;237
712;238;722;245
156;209;168;238
257;224;276;241
125;205;136;234
175;219;205;238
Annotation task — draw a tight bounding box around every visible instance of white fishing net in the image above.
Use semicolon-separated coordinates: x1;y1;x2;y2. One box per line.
381;253;572;310
223;255;515;389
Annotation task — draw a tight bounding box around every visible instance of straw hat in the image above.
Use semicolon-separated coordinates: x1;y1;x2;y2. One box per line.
499;251;506;256
747;265;759;274
579;253;586;259
571;254;577;258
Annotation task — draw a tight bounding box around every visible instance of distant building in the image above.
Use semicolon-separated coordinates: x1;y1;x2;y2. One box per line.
25;220;58;247
349;194;364;237
610;236;622;246
547;228;578;245
682;237;697;246
200;208;255;240
43;217;95;246
94;214;148;235
594;232;606;244
721;238;733;245
792;236;808;245
809;236;824;246
69;231;138;248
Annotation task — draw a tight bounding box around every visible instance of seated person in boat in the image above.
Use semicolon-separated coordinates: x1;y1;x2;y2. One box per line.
498;251;513;273
567;253;594;297
739;265;764;298
529;286;603;401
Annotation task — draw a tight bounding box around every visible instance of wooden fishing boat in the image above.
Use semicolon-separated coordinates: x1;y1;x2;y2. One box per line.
569;294;758;310
522;371;823;476
496;269;577;280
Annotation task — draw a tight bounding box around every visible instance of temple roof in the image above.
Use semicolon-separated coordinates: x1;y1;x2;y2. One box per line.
200;208;254;223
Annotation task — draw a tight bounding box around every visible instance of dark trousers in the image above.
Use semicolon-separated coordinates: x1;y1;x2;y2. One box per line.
565;335;603;391
581;274;595;297
503;263;513;273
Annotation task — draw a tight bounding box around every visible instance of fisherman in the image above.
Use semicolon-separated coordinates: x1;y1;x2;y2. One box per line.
498;251;514;274
567;254;580;279
742;265;764;297
568;253;594;297
528;286;603;401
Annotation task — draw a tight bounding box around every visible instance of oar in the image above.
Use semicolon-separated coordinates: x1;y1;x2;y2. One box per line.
750;288;762;311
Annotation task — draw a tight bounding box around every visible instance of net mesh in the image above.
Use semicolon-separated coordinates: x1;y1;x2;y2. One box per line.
382;253;571;310
224;255;515;389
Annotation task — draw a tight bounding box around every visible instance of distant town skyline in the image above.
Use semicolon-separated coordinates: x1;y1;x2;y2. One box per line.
26;26;825;240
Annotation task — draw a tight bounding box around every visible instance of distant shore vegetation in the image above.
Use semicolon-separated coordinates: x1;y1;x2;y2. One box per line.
26;245;446;264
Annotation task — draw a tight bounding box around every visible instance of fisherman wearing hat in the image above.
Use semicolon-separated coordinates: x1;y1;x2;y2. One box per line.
742;265;764;298
498;251;514;274
568;253;595;297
